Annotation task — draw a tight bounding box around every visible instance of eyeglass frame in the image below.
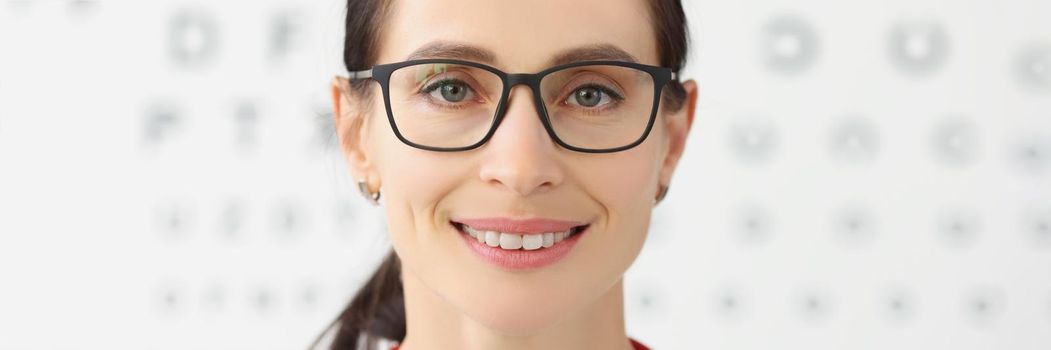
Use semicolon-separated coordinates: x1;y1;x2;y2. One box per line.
345;58;678;153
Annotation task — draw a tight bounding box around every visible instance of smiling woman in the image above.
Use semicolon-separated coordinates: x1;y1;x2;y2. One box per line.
313;0;697;349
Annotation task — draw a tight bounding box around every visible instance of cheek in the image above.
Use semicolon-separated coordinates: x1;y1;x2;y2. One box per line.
573;134;663;213
368;103;467;215
367;112;468;262
379;148;465;235
566;135;663;272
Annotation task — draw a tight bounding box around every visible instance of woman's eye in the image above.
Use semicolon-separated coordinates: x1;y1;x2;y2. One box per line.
564;85;621;108
424;80;474;103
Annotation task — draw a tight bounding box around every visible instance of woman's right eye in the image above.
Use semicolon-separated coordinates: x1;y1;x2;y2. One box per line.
422;79;475;104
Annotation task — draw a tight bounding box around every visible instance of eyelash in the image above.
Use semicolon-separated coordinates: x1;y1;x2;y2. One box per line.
418;78;478;110
560;83;625;113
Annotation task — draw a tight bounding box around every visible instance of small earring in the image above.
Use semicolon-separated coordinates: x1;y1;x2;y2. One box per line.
654;184;669;206
357;179;381;205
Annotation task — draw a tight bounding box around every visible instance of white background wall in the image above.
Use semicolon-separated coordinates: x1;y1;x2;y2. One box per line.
0;0;1049;349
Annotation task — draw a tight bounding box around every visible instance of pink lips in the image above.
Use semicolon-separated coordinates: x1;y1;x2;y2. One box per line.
452;217;588;271
454;217;586;234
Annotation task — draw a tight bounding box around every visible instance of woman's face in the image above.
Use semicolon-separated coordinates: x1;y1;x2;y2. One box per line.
333;0;695;336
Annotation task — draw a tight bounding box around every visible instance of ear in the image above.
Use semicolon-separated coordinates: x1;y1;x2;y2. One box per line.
331;76;379;191
658;79;698;188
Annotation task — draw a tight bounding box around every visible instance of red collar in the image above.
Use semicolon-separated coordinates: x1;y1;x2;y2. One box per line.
390;337;650;350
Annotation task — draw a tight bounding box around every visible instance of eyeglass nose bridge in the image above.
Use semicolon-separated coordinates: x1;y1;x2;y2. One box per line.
486;72;559;144
502;73;545;104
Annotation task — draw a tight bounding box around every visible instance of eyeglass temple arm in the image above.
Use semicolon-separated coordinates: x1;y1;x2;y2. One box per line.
348;69;373;80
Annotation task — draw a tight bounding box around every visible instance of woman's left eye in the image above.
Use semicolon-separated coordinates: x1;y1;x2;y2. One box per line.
564;85;621;108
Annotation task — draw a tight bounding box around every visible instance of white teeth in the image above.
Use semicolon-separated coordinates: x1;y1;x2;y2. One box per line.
461;224;578;251
542;232;554;247
499;233;522;249
484;231;500;247
463;225;486;243
522;234;543;250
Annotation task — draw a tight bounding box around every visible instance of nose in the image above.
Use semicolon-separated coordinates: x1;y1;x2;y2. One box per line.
477;85;564;197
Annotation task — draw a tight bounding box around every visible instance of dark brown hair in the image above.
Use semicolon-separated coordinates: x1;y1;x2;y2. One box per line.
314;1;689;349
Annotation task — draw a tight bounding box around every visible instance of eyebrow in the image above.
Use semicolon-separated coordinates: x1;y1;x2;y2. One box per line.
404;41;640;68
549;43;639;66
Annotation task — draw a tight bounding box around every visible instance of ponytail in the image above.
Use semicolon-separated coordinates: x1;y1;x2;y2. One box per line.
312;250;406;350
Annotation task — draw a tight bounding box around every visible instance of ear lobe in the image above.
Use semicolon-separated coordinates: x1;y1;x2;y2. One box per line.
330;76;374;182
657;79;698;186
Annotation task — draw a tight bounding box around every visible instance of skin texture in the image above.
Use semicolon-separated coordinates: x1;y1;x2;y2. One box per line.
330;0;698;349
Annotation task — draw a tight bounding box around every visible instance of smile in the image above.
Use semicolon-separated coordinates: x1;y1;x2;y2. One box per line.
459;223;583;250
450;217;589;270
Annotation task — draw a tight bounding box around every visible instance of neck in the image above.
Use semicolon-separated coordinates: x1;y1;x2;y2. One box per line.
396;267;635;350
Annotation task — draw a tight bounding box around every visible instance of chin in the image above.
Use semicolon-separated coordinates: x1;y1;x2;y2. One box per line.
462;294;575;336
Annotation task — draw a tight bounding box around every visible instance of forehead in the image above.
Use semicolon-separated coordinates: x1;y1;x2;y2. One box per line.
375;0;659;72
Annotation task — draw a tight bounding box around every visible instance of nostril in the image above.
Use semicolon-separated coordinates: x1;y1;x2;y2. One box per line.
478;168;561;197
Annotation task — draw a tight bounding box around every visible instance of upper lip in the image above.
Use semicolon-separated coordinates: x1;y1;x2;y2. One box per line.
452;217;588;234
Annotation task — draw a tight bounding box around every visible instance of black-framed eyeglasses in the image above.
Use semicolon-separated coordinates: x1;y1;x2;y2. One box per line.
345;59;677;153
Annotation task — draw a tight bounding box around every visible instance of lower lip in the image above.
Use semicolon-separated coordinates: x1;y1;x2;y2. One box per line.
455;222;586;271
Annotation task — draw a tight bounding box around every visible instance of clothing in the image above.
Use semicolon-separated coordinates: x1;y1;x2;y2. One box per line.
389;337;650;350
